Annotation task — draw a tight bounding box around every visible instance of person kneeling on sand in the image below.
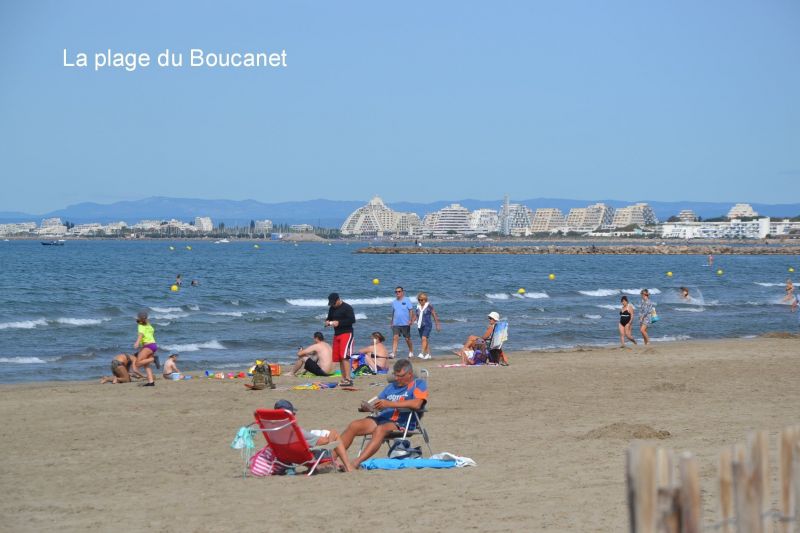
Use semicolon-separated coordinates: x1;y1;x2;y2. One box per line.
291;332;333;377
454;312;500;365
338;359;428;469
162;354;182;380
100;353;143;384
273;399;354;472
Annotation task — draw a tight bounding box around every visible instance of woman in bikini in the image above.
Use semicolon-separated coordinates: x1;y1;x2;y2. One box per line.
353;332;390;371
100;353;142;384
618;296;636;347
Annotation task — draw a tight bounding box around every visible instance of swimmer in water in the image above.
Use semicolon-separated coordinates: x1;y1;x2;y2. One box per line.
679;287;691;301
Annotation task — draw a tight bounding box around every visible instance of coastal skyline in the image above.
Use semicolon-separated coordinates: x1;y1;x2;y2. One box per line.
1;1;799;213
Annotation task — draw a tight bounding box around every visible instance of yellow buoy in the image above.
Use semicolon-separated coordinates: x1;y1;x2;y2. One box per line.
169;246;175;251
716;269;724;276
517;288;526;295
254;244;260;249
185;245;192;251
548;273;556;281
790;267;795;273
170;284;179;292
372;278;380;285
666;271;673;277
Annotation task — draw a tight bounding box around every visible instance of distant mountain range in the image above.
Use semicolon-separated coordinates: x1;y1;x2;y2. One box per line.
1;197;798;227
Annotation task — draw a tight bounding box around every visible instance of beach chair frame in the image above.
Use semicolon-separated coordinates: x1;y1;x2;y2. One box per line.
252;409;341;477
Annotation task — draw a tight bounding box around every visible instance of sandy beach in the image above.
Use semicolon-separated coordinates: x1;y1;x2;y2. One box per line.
1;337;798;532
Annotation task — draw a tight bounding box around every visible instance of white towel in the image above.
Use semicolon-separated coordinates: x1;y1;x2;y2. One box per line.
430;452;477;467
416;302;428;328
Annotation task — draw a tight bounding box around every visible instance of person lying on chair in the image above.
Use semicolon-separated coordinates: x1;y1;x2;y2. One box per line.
339;359;428;469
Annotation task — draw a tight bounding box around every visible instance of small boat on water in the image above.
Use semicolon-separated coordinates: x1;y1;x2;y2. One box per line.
41;240;65;246
214;239;230;244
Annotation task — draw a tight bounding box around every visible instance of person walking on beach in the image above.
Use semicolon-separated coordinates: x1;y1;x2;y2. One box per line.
639;289;654;345
390;286;417;358
415;292;441;359
131;311;159;386
325;293;355;387
618;296;637;347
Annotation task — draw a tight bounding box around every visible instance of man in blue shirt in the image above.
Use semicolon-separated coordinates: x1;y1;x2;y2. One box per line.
338;359;428;469
390;286;417;359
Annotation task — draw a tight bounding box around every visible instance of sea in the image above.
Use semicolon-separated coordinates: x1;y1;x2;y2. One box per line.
0;240;797;383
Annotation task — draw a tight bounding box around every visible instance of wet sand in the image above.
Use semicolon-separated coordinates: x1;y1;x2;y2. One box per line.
1;337;798;532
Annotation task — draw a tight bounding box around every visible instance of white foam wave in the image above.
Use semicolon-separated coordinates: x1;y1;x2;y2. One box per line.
595;304;618;310
154;321;171;326
583;314;602;320
754;282;782;287
150;306;182;313
674;307;704;313
433;343;464;351
162;340;226;352
579;289;619;297
651;335;692;342
210;312;243;317
524;292;549;299
0;319;48;330
55;317;109;326
286;297;393;307
451;317;468;322
152;312;189;320
188;304;200;311
0;356;46;364
230;300;240;306
485;293;510;300
621;288;662;295
355;313;368;320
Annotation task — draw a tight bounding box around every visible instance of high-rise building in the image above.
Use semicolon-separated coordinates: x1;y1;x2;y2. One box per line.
566;203;615;232
530;208;566;233
254;219;273;233
726;203;758;219
422;204;471;236
469;209;499;234
677;209;698;222
611;203;658;228
340;196;420;236
194;217;213;232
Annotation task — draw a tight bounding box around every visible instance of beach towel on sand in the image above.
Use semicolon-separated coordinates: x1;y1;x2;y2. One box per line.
360;453;476;470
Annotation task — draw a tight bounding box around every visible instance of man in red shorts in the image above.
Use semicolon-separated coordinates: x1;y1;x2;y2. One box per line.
325;292;356;386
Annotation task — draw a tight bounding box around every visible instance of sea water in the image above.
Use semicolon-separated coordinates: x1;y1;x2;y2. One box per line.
0;240;797;383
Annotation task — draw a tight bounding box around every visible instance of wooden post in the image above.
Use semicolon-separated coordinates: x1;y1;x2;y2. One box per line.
751;431;772;533
733;432;771;533
679;452;703;533
720;446;735;533
781;427;800;533
793;441;800;533
732;443;756;533
628;443;658;533
656;448;679;533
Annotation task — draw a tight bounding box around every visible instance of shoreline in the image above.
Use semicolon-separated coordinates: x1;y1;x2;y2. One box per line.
357;244;800;255
2;336;799;531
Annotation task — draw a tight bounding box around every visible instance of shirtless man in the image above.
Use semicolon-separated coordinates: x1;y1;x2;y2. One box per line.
291;332;333;376
162;354;182;380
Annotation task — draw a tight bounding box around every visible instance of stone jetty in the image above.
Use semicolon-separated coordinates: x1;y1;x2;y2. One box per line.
356;245;800;255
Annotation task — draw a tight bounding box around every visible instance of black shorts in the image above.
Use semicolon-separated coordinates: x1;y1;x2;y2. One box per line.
392;325;411;338
303;358;330;377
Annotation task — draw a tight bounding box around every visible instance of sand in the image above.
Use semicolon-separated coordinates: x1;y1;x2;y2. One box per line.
1;337;798;532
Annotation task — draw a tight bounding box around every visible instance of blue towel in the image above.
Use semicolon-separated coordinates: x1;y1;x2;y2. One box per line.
360;458;456;470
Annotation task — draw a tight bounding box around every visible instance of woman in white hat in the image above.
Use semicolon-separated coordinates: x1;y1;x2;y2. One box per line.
454;312;501;365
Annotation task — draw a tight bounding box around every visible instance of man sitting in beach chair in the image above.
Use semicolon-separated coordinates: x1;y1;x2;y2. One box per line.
455;312;508;365
339;359;428;469
253;400;354;475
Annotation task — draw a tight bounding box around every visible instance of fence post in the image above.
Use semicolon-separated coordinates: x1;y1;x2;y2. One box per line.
752;431;772;533
720;446;734;533
781;427;800;533
732;443;756;533
656;448;679;533
680;453;703;533
628;443;658;533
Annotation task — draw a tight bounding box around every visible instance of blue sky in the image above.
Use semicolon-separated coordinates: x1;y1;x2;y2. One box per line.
0;0;798;213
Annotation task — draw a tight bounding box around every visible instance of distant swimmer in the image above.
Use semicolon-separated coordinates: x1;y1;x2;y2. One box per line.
783;279;795;302
190;279;199;287
618;296;637;347
679;287;691;301
708;255;714;267
175;274;183;287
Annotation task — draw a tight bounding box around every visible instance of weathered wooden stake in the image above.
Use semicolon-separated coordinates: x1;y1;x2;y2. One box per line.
679;452;703;533
628;443;658;533
720;446;734;533
780;427;800;533
752;431;772;533
656;448;679;533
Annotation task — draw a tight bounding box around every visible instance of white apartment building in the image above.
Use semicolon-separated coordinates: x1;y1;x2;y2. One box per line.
566;203;615;232
254;219;273;233
36;217;67;236
530;208;566;233
727;203;758;219
611;203;658;228
659;218;771;239
499;203;533;236
469;209;499;234
423;204;471;237
0;222;36;235
769;219;800;236
677;209;699;222
194;217;213;232
340;196;420;236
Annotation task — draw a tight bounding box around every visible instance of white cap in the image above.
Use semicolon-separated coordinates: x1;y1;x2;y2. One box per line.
487;311;500;321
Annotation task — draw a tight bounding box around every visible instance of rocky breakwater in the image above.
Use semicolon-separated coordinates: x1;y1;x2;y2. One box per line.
356;245;800;255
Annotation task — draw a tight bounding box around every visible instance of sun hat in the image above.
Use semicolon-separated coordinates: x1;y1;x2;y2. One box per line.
487;311;500;321
274;399;296;413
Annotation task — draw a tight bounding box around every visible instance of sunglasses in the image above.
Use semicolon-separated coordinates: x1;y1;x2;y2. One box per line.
395;290;404;293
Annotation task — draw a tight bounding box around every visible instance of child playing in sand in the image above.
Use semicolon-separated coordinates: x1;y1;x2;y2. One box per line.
162;354;182;380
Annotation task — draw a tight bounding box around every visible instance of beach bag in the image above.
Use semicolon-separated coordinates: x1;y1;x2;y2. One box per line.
251;363;275;390
248;444;282;476
388;439;422;460
651;309;660;323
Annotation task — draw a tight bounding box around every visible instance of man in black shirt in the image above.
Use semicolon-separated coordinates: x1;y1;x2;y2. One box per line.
325;292;356;386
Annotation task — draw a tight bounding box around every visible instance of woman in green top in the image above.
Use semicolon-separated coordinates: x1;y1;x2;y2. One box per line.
131;311;159;386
